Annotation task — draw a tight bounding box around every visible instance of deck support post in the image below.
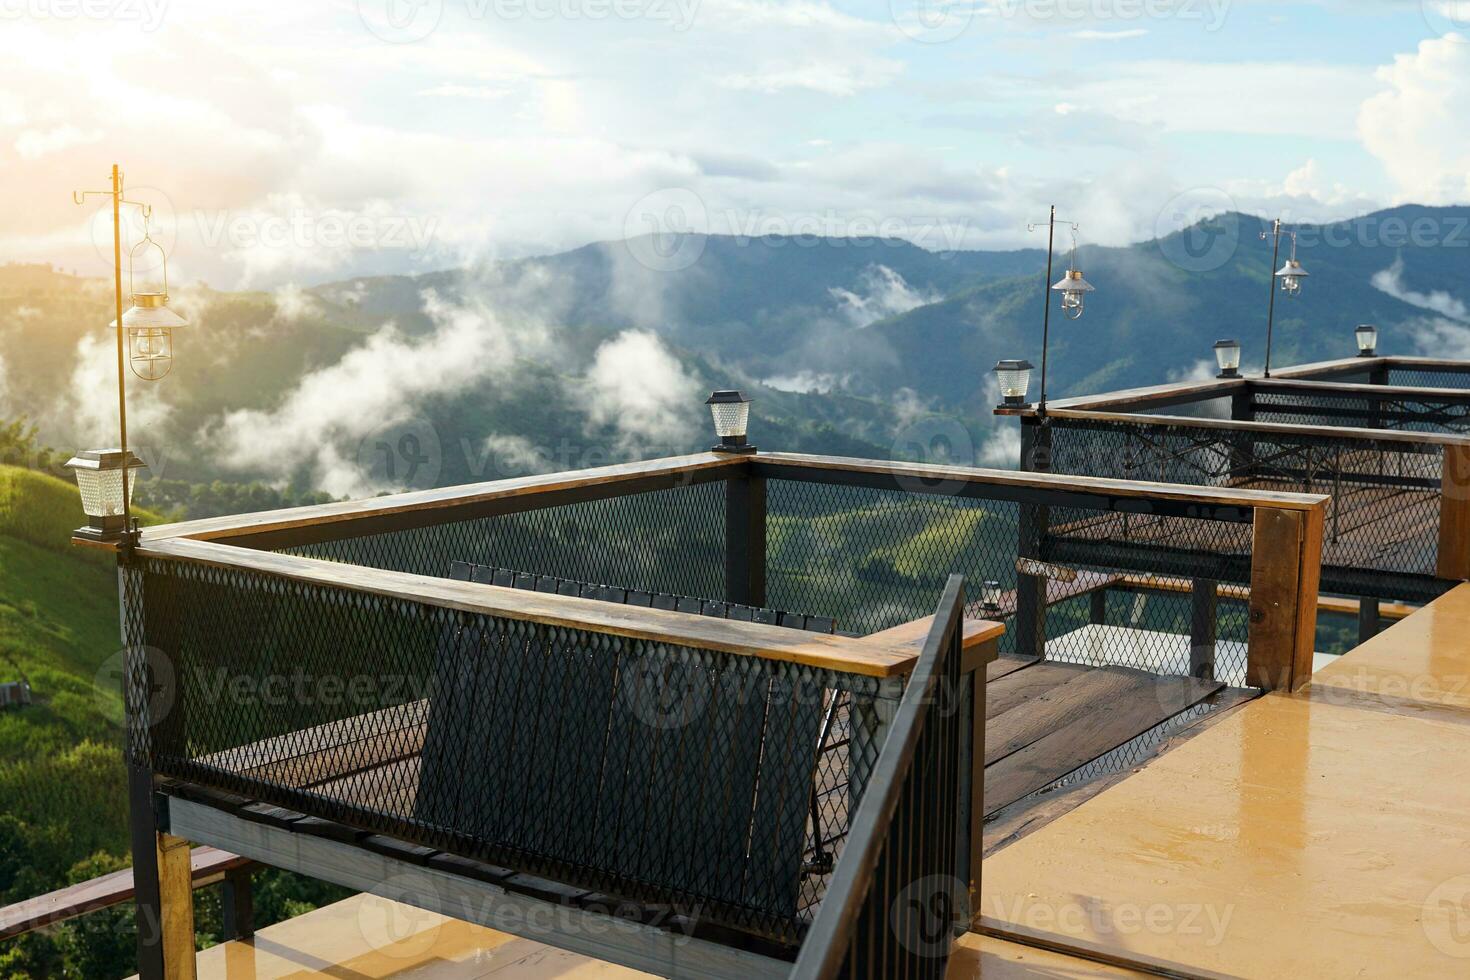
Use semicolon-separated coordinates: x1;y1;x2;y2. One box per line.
1089;588;1108;626
220;866;255;941
1016;419;1051;659
1436;445;1470;582
1358;597;1382;645
725;467;766;607
1190;579;1218;680
1246;505;1324;692
956;637;997;926
130;769;196;980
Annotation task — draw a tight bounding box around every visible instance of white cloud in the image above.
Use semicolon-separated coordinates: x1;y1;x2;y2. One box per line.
14;124;102;160
1371;258;1469;322
1359;35;1470;204
1069;29;1148;40
718;59;902;96
979;423;1020;468
206;288;552;496
482;433;555;476
829;265;941;327
66;333;174;447
1412;317;1470;359
583;330;700;452
764;371;847;394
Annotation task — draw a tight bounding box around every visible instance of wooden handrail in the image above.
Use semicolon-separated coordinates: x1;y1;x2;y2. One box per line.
136;536;920;678
754;452;1329;512
0;847;250;940
1252;378;1470;401
142;452;746;546
1116;574;1417;621
1036;407;1470;448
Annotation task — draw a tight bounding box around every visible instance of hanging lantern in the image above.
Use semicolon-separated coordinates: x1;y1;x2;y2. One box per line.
1052;268;1094;320
993;360;1034;407
706;390;755;454
1356;324;1378;357
1214;339;1242;379
65;449;144;543
112;222;188;381
1275;257;1308;297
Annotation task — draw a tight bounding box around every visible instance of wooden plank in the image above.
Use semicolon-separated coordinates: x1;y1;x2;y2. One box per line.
137;537;919;678
1118;574;1416;622
1246;506;1321;692
984;672;1227;816
1270;356;1392;380
141;453;746;545
755;452;1330;512
986;662;1093;721
1011;377;1247;414
1437;444;1470;580
155;832;198;980
987;656;1037;681
0;847;249;941
985;666;1157;766
166;797;790;980
982;687;1257;858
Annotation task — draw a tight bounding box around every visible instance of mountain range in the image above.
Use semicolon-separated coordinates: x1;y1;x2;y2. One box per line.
1;205;1466;503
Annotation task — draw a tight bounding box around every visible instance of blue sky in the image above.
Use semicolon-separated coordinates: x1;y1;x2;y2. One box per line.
1;0;1467;288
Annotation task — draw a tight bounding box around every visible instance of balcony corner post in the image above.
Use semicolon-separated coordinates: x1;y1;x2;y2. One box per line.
725;462;767;607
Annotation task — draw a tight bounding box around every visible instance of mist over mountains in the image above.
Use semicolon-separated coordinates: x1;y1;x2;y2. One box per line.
1;205;1466;503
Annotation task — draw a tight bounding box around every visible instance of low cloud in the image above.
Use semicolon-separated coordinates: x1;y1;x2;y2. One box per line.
829;266;940;328
583;330;701;452
1411;317;1470;359
764;370;847;394
481;433;557;477
67;334;174;448
1371;258;1469;322
205;288;551;496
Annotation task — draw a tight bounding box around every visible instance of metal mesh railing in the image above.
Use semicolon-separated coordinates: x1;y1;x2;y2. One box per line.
764;477;1253;682
121;555;886;946
1043;416;1449;601
286;480;728;600
1252;389;1470;434
1387;366;1470;390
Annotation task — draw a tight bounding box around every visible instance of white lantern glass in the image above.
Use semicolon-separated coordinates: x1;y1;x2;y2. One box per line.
980;580;1003;611
709;400;750;439
1214;340;1241;376
1356;324;1378;356
994;360;1034;403
65;451;144;519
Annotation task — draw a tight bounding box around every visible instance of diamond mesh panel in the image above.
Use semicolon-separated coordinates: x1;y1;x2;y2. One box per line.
1388;367;1470;390
1252;390;1470;434
1044;417;1450;601
765;478;1252;679
122;556;883;945
285;481;727;600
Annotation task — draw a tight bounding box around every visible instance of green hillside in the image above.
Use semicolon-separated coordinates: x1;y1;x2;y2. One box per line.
0;465;345;979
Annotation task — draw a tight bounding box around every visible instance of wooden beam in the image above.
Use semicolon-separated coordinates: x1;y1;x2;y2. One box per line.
1246;506;1324;692
1438;444;1470;581
1252;377;1470;401
1269;356;1388;380
137;536;918;678
155;832;197;980
165;797;790;980
754;453;1330;512
141;453;747;547
1117;574;1416;621
0;848;249;941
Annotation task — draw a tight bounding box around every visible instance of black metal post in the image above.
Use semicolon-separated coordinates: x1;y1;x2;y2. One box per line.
1190;579;1218;680
725;469;766;607
1229;389;1256;485
1358;597;1382;645
129;765;166;980
1264;219;1282;379
1089;588;1108;626
1015;419;1050;659
1038;205;1056;417
221;867;255;941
